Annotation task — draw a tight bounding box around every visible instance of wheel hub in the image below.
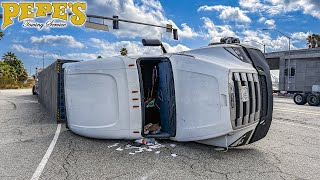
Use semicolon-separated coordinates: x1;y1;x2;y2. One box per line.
295;95;302;103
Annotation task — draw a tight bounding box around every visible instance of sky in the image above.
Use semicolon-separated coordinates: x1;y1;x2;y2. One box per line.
0;0;319;76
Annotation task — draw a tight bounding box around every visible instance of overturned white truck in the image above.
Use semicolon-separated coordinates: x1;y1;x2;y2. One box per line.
63;39;273;147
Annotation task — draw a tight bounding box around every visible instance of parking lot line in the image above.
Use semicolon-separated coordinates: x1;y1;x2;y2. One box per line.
30;124;61;180
273;108;320;116
273;120;319;131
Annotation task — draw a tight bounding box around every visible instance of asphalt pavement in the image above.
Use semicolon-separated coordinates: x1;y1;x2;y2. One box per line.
0;89;319;180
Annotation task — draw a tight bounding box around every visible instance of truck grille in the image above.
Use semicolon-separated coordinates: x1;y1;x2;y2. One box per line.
230;72;261;129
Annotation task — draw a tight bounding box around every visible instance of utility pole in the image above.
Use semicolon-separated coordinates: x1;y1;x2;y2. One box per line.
263;28;291;91
42;50;62;68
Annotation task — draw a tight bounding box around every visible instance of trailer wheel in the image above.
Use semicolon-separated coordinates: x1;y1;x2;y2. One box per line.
307;94;320;106
293;93;307;105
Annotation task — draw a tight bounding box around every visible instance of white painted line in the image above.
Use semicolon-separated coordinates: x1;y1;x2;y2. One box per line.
273;120;319;131
274;108;320;116
30;124;61;180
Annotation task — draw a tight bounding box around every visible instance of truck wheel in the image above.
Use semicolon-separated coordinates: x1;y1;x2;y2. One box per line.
307;94;320;106
293;93;307;105
32;85;37;95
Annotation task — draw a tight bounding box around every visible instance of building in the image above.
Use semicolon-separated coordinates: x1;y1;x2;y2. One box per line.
265;48;320;92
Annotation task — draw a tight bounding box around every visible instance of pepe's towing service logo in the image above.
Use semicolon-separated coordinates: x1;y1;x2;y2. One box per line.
1;2;87;30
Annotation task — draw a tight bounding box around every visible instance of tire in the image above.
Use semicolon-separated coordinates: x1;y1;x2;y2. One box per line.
32;85;37;95
307;94;320;106
293;93;307;105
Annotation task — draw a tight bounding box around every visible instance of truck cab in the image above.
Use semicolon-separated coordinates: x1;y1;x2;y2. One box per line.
63;39;273;147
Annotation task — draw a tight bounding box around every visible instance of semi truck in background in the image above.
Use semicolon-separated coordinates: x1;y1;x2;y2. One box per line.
36;38;273;148
293;85;320;106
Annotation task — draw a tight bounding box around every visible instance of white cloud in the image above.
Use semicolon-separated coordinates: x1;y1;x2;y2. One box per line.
178;23;200;38
264;19;276;28
30;35;85;48
258;17;266;23
198;5;251;23
239;0;320;18
89;38;190;57
239;0;265;10
241;30;311;52
201;17;237;42
63;53;98;60
163;42;190;53
291;32;309;40
12;44;45;54
86;0;198;39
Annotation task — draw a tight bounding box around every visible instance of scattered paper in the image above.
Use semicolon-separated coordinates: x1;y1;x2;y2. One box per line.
108;143;119;148
135;149;143;153
116;147;123;151
170;144;176;148
109;141;176;157
171;154;177;157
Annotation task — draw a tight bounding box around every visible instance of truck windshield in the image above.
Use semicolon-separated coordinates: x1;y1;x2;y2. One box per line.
224;47;252;64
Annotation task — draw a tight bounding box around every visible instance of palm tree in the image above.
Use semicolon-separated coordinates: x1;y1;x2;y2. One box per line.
0;31;4;40
120;48;128;56
307;34;320;48
2;52;17;61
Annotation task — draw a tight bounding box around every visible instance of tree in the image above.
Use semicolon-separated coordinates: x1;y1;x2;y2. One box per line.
120;48;128;56
97;55;103;59
307;34;320;48
2;52;17;61
0;61;16;79
0;52;28;82
0;31;4;40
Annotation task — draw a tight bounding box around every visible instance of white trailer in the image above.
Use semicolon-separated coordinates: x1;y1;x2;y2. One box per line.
63;39;273;148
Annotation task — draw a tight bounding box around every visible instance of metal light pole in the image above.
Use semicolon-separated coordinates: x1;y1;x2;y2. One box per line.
29;65;34;77
263;28;291;91
244;40;266;53
42;50;61;68
85;14;179;40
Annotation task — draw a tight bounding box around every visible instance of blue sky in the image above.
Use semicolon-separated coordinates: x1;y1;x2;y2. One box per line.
0;0;319;75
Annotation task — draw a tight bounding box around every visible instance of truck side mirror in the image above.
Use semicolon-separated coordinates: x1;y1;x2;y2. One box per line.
142;39;167;54
142;39;162;46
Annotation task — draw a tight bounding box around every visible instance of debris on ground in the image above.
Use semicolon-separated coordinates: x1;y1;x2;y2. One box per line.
107;138;177;157
108;143;119;148
170;144;176;148
116;147;123;151
144;123;161;135
134;138;157;146
171;154;177;157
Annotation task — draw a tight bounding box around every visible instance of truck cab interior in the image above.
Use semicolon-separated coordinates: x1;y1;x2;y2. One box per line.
137;58;176;139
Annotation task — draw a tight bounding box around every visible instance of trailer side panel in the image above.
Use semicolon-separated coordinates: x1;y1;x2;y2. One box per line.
38;59;79;122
